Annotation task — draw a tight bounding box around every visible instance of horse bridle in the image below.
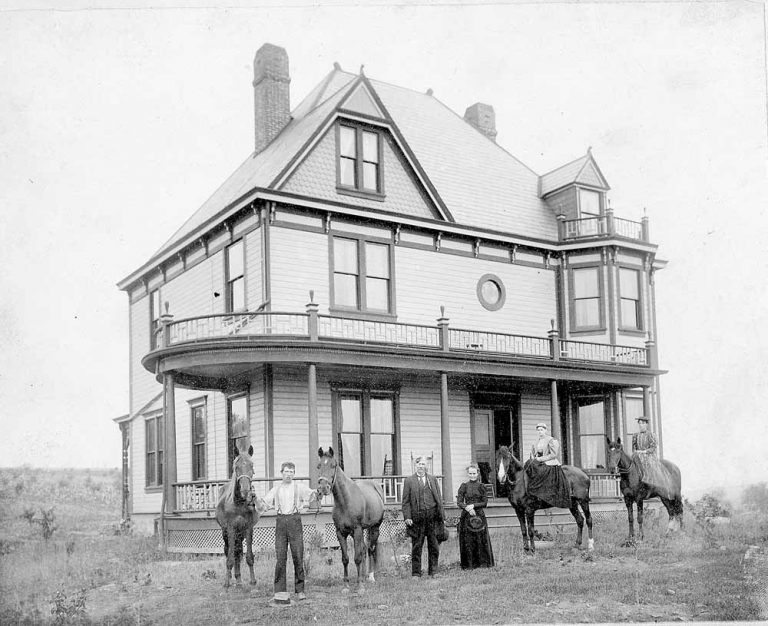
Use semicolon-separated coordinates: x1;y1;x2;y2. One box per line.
317;461;338;495
609;448;632;476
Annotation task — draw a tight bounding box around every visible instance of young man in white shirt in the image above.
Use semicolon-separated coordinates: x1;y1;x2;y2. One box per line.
262;461;316;604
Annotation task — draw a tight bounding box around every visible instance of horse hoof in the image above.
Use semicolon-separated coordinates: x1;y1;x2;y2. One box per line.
341;587;350;595
588;539;595;552
367;573;375;582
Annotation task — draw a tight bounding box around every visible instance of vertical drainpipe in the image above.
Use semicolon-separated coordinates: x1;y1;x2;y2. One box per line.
440;372;453;504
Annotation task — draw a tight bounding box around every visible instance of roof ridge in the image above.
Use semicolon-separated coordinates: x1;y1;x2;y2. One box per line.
540;152;590;178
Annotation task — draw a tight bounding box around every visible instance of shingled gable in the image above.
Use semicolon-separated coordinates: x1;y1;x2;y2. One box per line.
274;73;452;222
539;150;610;197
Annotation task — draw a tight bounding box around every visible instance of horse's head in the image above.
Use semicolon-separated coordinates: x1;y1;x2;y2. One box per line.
496;446;522;485
605;437;625;475
316;447;339;497
232;444;255;505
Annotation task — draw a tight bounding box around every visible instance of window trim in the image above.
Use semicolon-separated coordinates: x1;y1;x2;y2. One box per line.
225;239;246;313
331;388;399;477
572;395;608;471
335;122;385;198
617;265;645;333
568;264;606;333
144;412;164;489
190;398;208;481
149;289;161;349
577;187;604;218
476;273;506;311
621;391;645;455
329;232;396;317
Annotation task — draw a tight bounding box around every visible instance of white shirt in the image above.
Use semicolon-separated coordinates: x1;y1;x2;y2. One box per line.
263;481;314;514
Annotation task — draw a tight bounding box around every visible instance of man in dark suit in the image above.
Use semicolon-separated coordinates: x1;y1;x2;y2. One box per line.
402;455;445;577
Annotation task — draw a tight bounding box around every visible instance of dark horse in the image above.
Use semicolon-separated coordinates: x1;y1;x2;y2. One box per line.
496;445;594;553
316;447;385;586
606;437;683;544
215;445;266;587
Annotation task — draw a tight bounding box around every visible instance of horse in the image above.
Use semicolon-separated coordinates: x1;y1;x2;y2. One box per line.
606;437;683;544
316;447;385;586
496;445;594;553
215;445;266;587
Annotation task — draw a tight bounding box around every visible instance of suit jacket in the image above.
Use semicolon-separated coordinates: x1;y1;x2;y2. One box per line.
402;473;444;522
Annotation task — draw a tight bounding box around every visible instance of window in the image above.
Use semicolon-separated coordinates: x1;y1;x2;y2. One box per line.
571;267;603;330
227;395;249;472
578;189;602;235
150;289;161;349
145;413;164;487
476;274;506;311
334;391;397;477
576;398;606;469
226;240;245;312
337;124;382;194
191;402;207;480
332;236;392;313
623;393;644;455
619;268;642;330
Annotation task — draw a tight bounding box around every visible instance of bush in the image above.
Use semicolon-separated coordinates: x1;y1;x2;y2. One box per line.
742;482;768;513
50;588;87;625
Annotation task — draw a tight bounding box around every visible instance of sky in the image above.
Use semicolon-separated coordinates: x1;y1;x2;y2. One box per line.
0;0;766;499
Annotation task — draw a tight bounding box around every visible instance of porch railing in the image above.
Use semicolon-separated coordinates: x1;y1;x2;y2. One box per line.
559;210;648;243
588;472;622;498
173;475;444;513
158;310;655;369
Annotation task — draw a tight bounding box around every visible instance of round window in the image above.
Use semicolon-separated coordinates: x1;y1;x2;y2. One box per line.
476;274;506;311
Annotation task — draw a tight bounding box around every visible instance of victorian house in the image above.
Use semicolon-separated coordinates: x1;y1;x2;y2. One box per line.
116;43;666;550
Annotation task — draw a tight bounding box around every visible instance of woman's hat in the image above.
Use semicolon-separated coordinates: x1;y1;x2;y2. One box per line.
636;416;649;423
467;516;487;532
535;422;548;429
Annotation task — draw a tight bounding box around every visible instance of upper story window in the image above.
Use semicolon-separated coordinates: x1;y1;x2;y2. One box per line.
337;124;382;195
570;266;603;331
226;240;245;312
579;189;601;218
334;390;398;477
191;402;207;481
618;267;643;331
149;289;161;349
332;235;393;314
145;413;164;488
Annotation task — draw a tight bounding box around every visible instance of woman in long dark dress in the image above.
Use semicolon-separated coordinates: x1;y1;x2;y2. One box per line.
456;463;495;569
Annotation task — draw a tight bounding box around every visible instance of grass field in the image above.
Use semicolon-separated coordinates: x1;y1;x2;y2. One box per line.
1;467;766;625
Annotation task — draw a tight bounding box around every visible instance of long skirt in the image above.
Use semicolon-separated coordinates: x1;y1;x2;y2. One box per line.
633;452;676;499
525;460;572;508
458;512;495;569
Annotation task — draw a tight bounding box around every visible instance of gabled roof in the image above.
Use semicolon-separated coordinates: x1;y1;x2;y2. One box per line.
539;150;610;197
135;64;563;281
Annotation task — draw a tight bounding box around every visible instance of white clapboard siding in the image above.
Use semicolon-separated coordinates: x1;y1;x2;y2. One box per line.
270;227;330;311
129;297;161;417
248;369;266;478
245;229;264;310
448;388;472;501
271;366;313;476
395;245;556;336
160;251;225;320
399;381;442;475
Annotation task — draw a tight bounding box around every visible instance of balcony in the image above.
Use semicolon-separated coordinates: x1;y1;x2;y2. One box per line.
558;209;649;243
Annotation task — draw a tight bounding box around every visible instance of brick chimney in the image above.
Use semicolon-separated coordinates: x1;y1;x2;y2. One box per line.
253;43;291;153
464;102;497;142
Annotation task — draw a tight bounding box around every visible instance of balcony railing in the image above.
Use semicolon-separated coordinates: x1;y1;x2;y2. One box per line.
559;210;648;243
173;475;443;513
157;309;656;370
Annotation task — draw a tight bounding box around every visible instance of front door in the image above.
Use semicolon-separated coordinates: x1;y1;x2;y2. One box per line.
473;404;519;493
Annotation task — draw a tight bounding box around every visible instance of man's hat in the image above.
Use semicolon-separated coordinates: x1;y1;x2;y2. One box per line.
535;422;548;429
636;416;649;423
466;516;487;533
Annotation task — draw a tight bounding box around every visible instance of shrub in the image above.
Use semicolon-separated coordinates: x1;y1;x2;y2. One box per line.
742;482;768;513
50;588;87;625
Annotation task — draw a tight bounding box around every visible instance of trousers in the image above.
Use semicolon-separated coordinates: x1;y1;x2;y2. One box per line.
410;511;440;576
274;513;305;593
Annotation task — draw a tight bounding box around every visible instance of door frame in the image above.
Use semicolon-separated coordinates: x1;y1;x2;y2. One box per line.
470;393;521;489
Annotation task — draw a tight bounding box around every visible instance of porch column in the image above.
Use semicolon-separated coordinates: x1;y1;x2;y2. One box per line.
308;363;319;486
120;421;130;522
549;380;559;435
642;385;652;419
440;372;453;503
163;372;177;514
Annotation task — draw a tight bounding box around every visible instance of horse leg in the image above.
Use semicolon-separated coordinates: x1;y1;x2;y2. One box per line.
514;506;531;553
245;523;256;585
233;529;243;584
336;527;350;583
222;529;233;588
526;508;537;554
569;501;585;550
623;496;635;546
660;497;679;533
581;500;594;551
352;526;366;586
367;524;381;582
637;499;644;541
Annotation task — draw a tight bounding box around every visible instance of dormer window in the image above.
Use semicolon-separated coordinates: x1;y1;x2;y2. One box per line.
337;123;383;196
579;189;602;218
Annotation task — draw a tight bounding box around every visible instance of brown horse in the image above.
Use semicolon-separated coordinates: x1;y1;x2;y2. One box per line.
215;445;266;587
496;445;593;553
316;447;384;586
606;437;683;544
